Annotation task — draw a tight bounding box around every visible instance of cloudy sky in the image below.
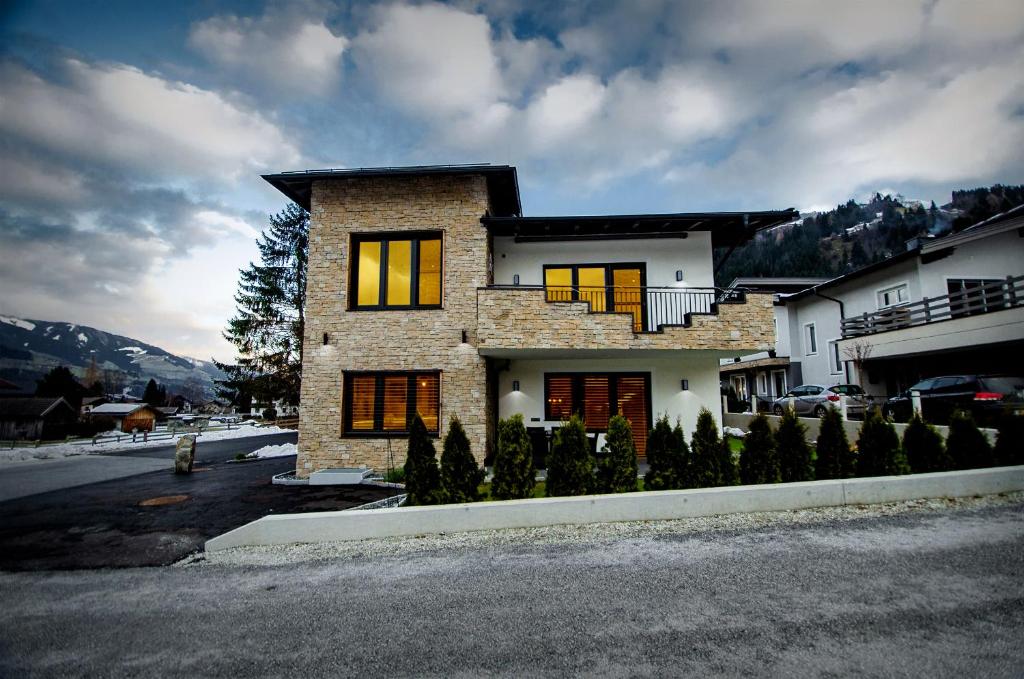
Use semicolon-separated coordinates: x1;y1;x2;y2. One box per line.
1;0;1022;362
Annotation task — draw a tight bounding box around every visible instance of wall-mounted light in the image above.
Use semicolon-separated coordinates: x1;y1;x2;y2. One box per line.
512;380;520;392
513;274;520;286
676;270;684;281
461;329;468;344
323;333;329;345
680;379;689;391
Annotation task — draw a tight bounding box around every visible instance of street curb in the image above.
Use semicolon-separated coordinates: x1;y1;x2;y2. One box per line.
205;465;1024;552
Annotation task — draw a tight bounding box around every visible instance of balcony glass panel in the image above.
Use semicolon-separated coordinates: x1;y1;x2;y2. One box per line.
578;267;607;312
545;268;573;302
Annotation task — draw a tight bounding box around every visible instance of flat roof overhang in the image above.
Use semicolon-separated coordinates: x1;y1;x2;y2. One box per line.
482;210;799;248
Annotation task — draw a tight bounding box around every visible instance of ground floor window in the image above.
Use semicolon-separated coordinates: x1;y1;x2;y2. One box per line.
544;372;650;455
343;371;440;435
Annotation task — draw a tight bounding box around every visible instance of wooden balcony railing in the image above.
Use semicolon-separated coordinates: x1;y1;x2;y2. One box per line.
841;274;1024;338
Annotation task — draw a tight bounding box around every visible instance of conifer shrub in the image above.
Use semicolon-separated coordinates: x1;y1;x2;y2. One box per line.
718;435;739;486
672;421;692;488
597;414;639;493
815;407;855;480
546;414;594;496
644;415;679;490
491;414;535;500
439;416;484;503
404;414;442;505
902;413;950;473
945;410;993;470
739;413;780;485
993;414;1024;467
856;409;909;477
776;407;814;482
689;408;722;488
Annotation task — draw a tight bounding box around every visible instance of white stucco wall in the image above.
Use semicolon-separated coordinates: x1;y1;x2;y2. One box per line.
492;232;715;288
916;229;1024;300
497;354;722;439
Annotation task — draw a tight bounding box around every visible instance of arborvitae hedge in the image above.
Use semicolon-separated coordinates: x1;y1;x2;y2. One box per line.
689;408;722;488
815;407;855;480
672;421;691;488
404;414;442;505
597;414;638;493
439;416;483;503
718;436;739;486
546;414;594;496
491;414;535;500
946;410;993;470
993;413;1024;467
902;414;950;473
856;409;908;477
739;413;779;485
644;415;677;490
776;407;814;482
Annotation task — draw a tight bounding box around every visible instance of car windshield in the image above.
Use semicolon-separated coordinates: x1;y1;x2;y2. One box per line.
830;385;864;395
978;376;1024;396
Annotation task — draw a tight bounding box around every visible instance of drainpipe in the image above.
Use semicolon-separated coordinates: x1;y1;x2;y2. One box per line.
813;289;849;383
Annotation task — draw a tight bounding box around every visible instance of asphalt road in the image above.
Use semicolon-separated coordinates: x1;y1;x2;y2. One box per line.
1;501;1021;677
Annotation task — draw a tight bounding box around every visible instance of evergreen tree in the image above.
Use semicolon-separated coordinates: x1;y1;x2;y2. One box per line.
945;410;993;470
902;414;950;473
815;407;854;480
993;414;1024;467
404;414;442;505
776;407;814;482
718;435;739;486
672;421;691;488
35;366;84;410
597;414;638;493
217;203;308;407
492;414;536;500
856;409;908;477
546;414;594;497
440;416;483;503
739;413;780;485
142;379;167;407
689;408;722;488
645;415;679;490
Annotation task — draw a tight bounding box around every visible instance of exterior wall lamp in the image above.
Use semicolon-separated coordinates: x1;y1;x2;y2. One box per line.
513;274;520;286
676;270;684;281
461;329;468;344
323;333;329;345
680;379;689;391
512;380;520;392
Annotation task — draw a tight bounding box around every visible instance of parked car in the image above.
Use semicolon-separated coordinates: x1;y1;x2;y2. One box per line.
772;384;870;418
882;375;1024;425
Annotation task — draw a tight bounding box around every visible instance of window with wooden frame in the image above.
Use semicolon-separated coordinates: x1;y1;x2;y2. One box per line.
543;372;651;455
343;371;440;435
350;232;442;310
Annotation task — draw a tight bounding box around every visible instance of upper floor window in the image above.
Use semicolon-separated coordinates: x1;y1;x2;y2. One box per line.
877;284;908;309
351;232;442;310
804;322;817;355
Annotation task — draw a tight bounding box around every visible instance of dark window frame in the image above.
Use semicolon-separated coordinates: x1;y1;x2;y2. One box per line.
542;372;652;432
349;231;444;311
542;262;648;329
342;370;441;437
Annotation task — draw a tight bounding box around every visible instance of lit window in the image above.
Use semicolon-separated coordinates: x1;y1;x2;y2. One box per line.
544;373;650;456
352;234;442;309
343;372;440;435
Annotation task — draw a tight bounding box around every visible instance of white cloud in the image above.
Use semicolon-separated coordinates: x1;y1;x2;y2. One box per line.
525;74;607;146
189;10;348;95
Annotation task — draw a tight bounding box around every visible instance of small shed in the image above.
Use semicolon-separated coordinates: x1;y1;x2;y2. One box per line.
90;403;158;433
0;397;77;440
81;396;108;415
155;406;179;421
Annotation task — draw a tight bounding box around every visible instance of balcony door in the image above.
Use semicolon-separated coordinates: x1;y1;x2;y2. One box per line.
544;263;646;331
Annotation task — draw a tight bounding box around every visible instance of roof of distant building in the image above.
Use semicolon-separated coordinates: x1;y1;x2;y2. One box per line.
0;397;74;418
90;403;154;416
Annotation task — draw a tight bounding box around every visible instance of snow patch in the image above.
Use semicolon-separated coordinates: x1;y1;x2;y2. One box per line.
117;346;146;354
246;443;297;459
52;334;61;341
0;315;36;331
77;333;88;343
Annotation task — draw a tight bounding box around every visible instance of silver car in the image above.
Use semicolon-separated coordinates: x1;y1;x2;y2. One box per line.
772;384;870;418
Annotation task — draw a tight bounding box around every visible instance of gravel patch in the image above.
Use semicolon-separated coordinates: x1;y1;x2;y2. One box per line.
195;490;1024;568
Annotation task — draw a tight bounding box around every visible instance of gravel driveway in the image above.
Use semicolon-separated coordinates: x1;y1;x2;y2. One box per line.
2;495;1021;677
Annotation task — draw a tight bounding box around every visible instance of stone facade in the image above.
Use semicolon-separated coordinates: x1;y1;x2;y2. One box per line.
477;288;775;354
297;174;493;476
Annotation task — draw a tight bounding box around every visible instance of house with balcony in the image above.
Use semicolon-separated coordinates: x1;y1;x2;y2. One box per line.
263;164;796;475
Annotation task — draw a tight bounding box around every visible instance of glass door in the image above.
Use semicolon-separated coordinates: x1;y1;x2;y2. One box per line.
611;267;644;332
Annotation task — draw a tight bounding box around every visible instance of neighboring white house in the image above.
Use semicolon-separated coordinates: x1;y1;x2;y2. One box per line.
723;205;1024;404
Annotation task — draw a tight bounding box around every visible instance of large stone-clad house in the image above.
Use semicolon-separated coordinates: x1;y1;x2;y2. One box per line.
263;165;796;476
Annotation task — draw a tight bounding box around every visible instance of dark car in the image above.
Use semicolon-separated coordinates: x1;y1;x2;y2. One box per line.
882;375;1024;425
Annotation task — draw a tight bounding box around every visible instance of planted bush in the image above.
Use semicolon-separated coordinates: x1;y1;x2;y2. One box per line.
689;408;722;488
440;416;484;503
672;421;691;488
597;414;638;493
739;413;779;485
644;415;677;490
856;409;908;477
546;414;594;497
946;410;993;470
718;435;739;486
776;407;814;482
404;414;442;505
993;414;1024;467
815;407;855;480
902;414;950;473
492;414;535;500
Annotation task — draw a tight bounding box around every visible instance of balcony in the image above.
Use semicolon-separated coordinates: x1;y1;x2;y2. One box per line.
476;285;775;355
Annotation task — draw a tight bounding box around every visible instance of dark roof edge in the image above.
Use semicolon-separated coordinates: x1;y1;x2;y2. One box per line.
783;248;919;303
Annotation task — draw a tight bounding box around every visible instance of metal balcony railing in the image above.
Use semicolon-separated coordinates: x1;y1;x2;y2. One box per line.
841;274;1024;338
487;285;746;333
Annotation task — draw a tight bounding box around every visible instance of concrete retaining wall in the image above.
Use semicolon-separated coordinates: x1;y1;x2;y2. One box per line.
722;412;998;445
205;465;1024;552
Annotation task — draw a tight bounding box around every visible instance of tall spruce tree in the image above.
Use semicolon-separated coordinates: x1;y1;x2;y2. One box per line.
440;416;483;503
739;413;780;485
35;366;84;410
776;408;814;482
815;407;854;480
218;203;308;407
142;379;167;407
945;410;993;470
492;414;536;500
689;408;722;488
404;414;442;505
597;414;639;493
546;414;594;496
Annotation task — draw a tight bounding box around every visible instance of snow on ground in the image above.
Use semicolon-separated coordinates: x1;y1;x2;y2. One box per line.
0;424;294;463
0;315;35;331
246;443;297;459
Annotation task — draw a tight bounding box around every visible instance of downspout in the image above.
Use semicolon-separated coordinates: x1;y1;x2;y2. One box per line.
813;289;849;383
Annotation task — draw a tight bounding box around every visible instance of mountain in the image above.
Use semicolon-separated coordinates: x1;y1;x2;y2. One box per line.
0;315;224;399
